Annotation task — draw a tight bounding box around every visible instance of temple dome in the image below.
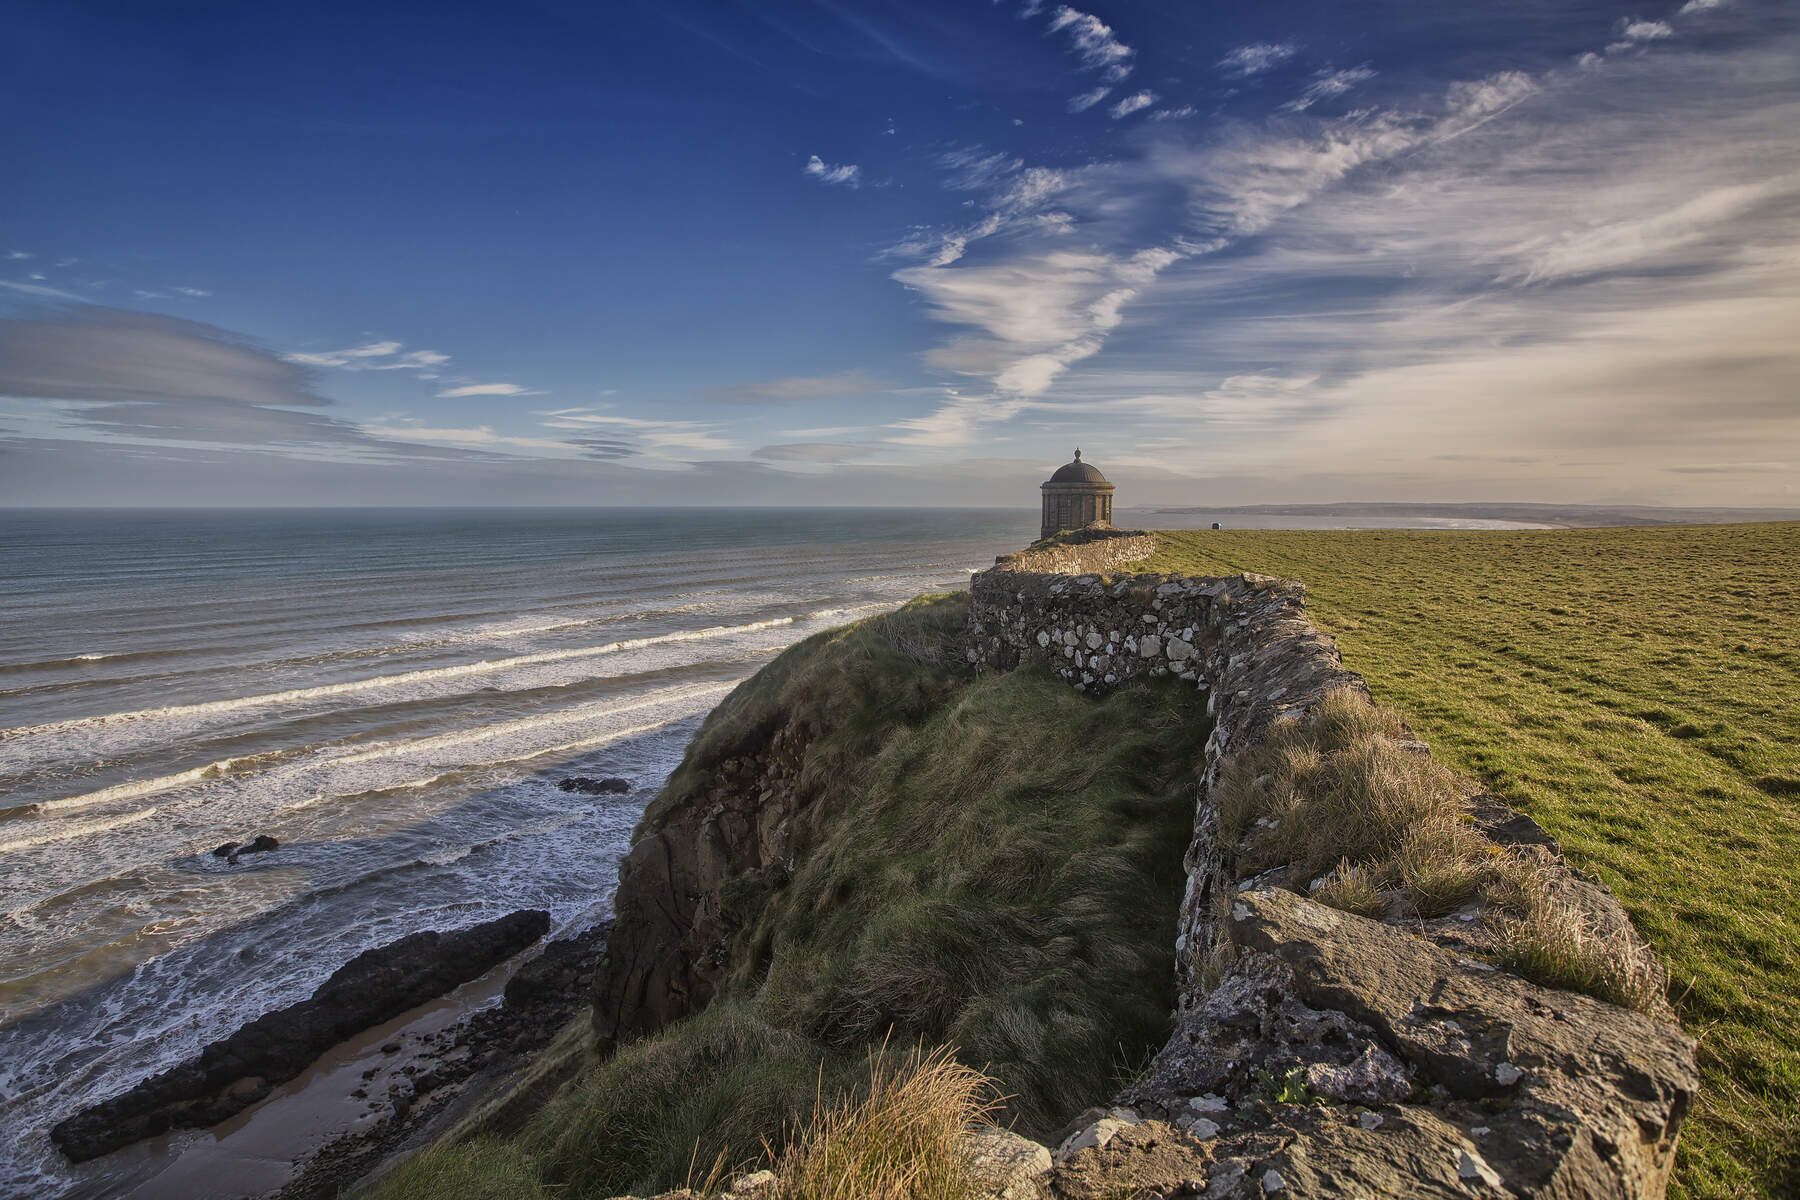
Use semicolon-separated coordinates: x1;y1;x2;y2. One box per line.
1048;456;1109;484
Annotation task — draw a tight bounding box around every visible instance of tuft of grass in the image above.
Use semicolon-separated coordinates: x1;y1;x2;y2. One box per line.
1141;523;1800;1198
773;1046;996;1200
1214;687;1478;888
1310;860;1384;919
1489;865;1663;1014
1395;815;1494;917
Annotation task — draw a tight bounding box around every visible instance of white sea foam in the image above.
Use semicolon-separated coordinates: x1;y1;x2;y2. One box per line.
0;808;159;854
21;682;734;819
0;615;809;741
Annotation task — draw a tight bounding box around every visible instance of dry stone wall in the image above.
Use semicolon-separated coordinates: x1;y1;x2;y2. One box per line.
965;537;1698;1199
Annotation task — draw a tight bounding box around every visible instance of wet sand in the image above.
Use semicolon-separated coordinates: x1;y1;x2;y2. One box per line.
54;925;606;1200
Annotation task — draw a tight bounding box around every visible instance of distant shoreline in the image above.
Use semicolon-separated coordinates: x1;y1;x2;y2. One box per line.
1123;502;1800;529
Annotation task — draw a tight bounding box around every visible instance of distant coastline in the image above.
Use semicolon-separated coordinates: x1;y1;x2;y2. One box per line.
1122;501;1800;529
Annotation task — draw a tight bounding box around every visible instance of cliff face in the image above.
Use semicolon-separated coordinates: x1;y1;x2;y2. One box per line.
592;716;808;1049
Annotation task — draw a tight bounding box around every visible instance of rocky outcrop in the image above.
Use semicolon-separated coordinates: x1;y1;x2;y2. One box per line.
51;909;550;1161
591;719;810;1051
1079;888;1698;1198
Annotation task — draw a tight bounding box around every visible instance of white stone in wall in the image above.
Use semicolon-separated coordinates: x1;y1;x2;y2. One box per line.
1037;630;1050;648
1138;635;1162;658
1166;636;1195;662
1086;631;1103;650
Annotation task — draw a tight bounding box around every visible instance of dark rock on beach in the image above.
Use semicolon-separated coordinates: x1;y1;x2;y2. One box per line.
557;775;631;795
49;909;551;1162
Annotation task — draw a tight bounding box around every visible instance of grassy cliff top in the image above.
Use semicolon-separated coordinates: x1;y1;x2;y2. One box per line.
374;594;1212;1200
1140;522;1800;1200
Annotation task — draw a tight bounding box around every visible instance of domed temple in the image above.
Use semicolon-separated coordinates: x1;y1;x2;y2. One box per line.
1040;449;1115;539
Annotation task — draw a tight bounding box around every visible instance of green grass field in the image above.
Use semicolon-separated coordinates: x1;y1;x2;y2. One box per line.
1140;523;1800;1200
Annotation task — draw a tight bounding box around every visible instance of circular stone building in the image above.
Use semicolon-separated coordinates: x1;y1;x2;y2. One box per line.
1040;449;1115;539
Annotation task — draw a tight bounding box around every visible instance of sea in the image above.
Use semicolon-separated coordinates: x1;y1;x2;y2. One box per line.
0;507;1037;1199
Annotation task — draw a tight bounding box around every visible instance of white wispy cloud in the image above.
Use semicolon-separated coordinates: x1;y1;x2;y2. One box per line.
1068;85;1112;112
360;424;576;454
1280;65;1377;112
536;408;739;459
1679;0;1727;11
1150;106;1198;122
1045;6;1134;83
284;341;452;373
1110;90;1155;119
804;154;862;187
172;286;211;297
704;369;883;404
4;250;30;261
435;382;539;398
0;279;81;300
1218;42;1298;78
873;8;1800;508
1607;18;1674;53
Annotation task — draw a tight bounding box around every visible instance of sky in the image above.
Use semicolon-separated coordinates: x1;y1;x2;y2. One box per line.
2;0;1797;508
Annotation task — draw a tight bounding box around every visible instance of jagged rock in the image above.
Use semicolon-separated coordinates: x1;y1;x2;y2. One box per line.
558;776;632;795
967;1128;1052;1199
504;920;611;1011
50;909;550;1161
719;1168;777;1197
1057;1107;1144;1158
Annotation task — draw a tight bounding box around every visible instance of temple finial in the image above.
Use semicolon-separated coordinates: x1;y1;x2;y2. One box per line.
1074;447;1081;461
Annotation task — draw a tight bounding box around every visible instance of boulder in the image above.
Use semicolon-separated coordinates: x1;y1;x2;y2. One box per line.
557;776;632;795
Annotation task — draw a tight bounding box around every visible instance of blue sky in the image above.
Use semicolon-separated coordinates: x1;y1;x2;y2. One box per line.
2;0;1796;507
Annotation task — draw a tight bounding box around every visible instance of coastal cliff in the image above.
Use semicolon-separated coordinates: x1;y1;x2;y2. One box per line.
371;536;1697;1200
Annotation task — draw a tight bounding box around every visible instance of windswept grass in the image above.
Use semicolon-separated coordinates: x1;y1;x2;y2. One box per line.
1142;523;1800;1200
373;592;1209;1200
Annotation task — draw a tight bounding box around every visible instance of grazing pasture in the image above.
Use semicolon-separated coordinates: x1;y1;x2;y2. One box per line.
1141;523;1800;1200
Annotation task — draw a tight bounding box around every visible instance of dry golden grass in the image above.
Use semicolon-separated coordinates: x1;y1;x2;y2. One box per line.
1488;861;1663;1014
772;1047;998;1200
1216;688;1476;884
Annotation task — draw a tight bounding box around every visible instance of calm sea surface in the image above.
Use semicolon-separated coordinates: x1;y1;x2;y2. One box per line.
0;507;1036;1197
